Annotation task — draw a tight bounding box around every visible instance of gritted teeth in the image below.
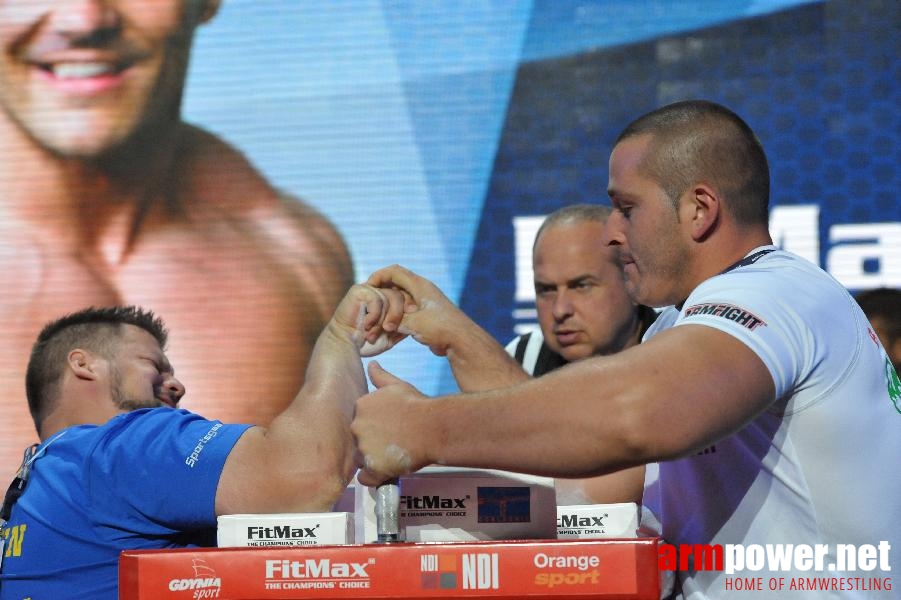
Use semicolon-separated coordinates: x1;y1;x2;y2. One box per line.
49;62;118;79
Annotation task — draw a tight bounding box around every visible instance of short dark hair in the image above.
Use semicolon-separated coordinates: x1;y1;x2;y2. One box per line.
855;287;901;340
615;100;770;226
25;306;169;432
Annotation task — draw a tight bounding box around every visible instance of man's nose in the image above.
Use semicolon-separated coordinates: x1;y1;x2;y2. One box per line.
604;211;626;247
552;290;574;319
166;377;186;404
46;0;119;39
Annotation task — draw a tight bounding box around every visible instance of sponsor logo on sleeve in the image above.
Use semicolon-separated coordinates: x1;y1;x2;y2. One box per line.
683;303;767;331
184;423;223;467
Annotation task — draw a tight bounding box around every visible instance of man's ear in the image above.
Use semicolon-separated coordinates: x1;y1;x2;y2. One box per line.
684;183;720;242
199;0;221;23
68;349;99;381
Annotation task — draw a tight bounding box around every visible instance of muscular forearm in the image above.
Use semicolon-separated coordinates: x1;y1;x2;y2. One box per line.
400;359;644;479
217;321;364;515
273;322;364;502
443;319;531;392
396;328;776;481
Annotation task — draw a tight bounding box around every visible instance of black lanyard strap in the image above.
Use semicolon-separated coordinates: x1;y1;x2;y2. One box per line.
719;247;776;275
0;445;37;522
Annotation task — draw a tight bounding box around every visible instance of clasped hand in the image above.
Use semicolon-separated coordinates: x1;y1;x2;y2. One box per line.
346;265;462;485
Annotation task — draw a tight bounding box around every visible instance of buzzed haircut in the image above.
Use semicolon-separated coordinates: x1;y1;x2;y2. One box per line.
615;100;770;226
25;306;169;431
533;203;613;252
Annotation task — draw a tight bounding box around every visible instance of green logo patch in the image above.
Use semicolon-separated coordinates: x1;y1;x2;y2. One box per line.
887;356;901;415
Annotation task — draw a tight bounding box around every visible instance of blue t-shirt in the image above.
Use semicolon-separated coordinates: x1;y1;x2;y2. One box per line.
0;408;251;599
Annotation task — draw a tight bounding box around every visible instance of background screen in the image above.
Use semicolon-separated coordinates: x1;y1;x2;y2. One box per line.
1;0;897;473
185;0;899;393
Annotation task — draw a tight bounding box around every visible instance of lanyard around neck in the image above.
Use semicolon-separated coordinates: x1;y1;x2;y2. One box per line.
719;247;776;275
0;431;67;523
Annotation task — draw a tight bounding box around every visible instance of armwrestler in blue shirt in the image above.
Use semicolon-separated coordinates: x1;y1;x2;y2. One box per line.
0;287;405;598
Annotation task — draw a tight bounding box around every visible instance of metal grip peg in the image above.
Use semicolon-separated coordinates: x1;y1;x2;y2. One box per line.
375;478;401;543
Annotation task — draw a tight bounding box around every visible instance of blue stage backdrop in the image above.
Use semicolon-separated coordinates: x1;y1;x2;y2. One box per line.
184;0;899;395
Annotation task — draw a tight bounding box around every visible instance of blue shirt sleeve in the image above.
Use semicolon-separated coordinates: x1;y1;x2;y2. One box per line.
85;408;251;534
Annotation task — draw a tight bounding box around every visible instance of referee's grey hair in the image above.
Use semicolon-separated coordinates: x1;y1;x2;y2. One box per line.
533;204;612;252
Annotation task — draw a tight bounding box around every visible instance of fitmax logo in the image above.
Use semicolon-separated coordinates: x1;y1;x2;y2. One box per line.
248;524;320;540
401;495;468;509
557;514;606;528
265;559;372;579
